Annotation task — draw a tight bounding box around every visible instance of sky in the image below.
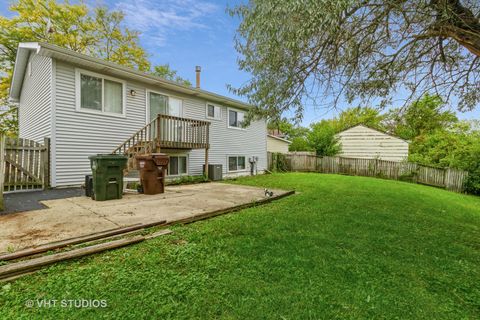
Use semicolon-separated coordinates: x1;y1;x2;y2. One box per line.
1;0;479;125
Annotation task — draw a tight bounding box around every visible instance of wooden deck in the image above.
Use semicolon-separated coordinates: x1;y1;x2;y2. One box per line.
112;114;211;173
113;114;210;155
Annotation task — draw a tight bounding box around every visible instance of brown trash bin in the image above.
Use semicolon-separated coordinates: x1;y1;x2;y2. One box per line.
136;153;170;195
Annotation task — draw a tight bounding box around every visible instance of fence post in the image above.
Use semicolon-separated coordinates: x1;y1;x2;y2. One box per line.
0;135;4;210
42;137;51;189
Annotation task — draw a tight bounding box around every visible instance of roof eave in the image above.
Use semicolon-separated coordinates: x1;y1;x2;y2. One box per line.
267;134;292;144
9;43;42;101
27;42;252;110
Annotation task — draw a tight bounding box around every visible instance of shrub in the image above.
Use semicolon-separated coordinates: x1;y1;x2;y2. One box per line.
464;167;480;195
167;175;209;186
270;153;288;172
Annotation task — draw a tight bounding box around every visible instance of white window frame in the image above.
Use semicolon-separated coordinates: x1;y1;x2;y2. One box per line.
206;103;222;120
227;155;247;172
167;154;189;177
75;68;126;118
227;107;246;130
145;89;184;123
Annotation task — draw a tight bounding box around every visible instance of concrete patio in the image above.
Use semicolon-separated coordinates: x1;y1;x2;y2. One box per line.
0;182;291;253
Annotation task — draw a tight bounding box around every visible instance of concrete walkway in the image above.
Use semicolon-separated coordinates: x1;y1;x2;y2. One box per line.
0;183;290;252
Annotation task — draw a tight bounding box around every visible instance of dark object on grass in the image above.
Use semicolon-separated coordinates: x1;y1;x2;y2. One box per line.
264;188;274;197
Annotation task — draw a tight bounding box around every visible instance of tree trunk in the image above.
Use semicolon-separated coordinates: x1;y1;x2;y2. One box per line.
430;0;480;57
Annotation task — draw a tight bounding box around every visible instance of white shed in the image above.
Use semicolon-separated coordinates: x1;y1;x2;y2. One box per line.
336;125;409;162
267;134;291;154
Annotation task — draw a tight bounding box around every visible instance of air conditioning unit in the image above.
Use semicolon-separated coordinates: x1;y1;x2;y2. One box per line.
203;164;223;181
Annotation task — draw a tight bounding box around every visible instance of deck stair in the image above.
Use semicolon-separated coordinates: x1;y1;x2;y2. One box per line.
112;114;211;175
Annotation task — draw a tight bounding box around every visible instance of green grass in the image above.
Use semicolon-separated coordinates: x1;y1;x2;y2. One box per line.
1;173;480;319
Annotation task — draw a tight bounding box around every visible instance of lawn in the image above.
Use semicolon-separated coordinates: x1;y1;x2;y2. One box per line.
1;173;480;319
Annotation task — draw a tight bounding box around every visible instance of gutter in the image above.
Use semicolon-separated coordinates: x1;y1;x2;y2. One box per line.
11;42;252;110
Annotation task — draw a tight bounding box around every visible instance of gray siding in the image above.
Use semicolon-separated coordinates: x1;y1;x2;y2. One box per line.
52;60;267;186
18;54;52;143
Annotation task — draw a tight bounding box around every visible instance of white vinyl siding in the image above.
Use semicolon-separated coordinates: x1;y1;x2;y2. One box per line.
54;61;145;186
337;125;409;162
48;59;267;186
18;54;52;143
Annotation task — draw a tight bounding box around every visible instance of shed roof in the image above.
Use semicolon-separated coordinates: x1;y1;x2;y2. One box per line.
338;124;410;144
267;134;292;144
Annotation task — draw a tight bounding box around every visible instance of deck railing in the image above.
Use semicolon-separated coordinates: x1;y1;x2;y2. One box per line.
112;114;210;155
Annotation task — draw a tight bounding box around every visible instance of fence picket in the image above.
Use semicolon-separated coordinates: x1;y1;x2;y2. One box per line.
270;153;468;194
2;137;50;192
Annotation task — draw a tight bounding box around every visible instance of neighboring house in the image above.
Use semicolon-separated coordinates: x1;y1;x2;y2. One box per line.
267;134;291;153
10;42;267;187
336;124;409;162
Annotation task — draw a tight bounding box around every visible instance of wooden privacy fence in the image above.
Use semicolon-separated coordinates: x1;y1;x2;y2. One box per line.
2;137;50;192
268;152;468;193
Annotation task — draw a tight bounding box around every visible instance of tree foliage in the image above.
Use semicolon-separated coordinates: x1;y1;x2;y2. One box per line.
230;1;480;122
407;121;480;194
332;107;385;132
0;0;150;92
409;122;477;168
267;117;309;140
307;120;341;156
152;64;192;87
388;94;458;140
0;0;183;135
289;136;314;152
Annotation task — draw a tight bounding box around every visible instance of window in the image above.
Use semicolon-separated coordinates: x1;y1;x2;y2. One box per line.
228;109;245;128
168;97;183;117
168;156;187;176
228;156;246;172
206;104;221;120
76;69;125;116
148;92;183;121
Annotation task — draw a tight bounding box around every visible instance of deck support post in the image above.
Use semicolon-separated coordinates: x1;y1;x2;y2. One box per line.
204;123;210;178
156;115;161;153
204;146;209;178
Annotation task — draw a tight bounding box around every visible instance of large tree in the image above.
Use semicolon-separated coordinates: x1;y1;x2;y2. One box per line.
152;64;192;87
230;1;480;122
332;106;386;132
387;94;458;140
308;120;341;156
0;0;151;135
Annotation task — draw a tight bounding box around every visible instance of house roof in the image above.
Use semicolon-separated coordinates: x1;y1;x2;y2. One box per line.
337;124;410;144
9;42;253;110
267;134;291;144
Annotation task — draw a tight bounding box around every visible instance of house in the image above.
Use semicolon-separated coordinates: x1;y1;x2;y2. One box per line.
267;134;291;153
336;124;409;161
9;42;267;187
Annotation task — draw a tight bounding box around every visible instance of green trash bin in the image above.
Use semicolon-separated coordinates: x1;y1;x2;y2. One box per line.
89;154;128;201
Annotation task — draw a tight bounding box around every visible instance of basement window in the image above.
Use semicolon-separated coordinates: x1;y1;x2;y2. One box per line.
228;156;246;172
76;69;126;116
168;155;188;176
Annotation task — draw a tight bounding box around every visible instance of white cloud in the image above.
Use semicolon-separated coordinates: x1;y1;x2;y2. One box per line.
115;0;219;46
